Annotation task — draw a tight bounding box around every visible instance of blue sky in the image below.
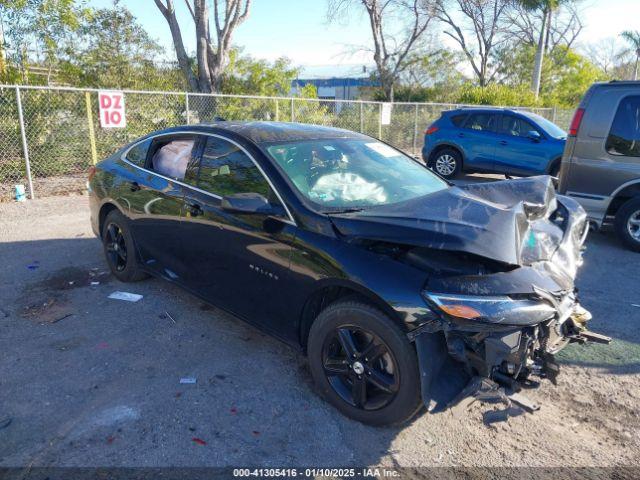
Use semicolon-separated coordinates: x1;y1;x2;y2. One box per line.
90;0;640;76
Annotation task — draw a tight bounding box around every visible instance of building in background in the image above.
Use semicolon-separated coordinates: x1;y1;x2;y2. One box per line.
291;77;378;101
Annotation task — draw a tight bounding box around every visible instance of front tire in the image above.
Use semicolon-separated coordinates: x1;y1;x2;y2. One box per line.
307;301;422;426
614;198;640;252
102;210;148;282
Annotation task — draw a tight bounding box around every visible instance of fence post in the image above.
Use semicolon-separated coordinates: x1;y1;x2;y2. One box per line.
275;98;279;122
85;92;98;165
378;103;382;139
15;86;35;200
185;92;190;124
360;102;364;133
290;98;295;122
413;104;419;156
552;106;557;123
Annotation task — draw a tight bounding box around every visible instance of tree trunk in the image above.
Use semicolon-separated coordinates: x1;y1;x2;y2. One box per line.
154;0;198;91
194;0;213;92
634;54;639;81
531;6;548;99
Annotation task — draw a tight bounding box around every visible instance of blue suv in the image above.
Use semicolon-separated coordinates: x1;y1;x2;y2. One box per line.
422;108;567;179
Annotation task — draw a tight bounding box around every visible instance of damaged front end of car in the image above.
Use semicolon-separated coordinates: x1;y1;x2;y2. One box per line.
412;182;610;413
330;175;611;413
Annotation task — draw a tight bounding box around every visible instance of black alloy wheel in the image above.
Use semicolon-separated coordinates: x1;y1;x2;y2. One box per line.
101;209;148;282
308;301;422;426
322;326;399;410
105;222;128;272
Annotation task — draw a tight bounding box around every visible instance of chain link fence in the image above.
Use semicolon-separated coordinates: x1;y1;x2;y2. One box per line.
0;84;574;201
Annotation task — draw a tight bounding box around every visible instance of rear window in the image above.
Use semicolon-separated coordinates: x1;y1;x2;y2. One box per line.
463;113;497;131
606;96;640;157
126;138;151;167
450;114;467;127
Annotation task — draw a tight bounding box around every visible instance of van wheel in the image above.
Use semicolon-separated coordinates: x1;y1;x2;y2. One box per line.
614;198;640;252
102;210;149;281
430;148;462;179
307;301;422;426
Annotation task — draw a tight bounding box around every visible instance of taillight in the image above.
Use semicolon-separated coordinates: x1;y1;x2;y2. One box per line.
88;166;97;182
425;126;439;135
568;108;585;136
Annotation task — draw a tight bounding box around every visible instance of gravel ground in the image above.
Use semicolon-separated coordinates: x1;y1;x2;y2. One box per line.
0;187;639;469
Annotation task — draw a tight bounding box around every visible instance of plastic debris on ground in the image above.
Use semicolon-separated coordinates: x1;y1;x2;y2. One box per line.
180;377;197;384
192;437;207;446
108;291;143;302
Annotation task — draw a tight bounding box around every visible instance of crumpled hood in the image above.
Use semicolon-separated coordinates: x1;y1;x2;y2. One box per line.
329;176;588;278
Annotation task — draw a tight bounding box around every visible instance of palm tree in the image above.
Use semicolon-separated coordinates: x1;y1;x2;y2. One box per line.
519;0;560;99
620;30;640;81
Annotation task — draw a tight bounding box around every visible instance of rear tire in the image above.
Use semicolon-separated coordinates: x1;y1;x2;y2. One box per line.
429;148;462;179
614;198;640;252
102;210;149;282
307;300;422;426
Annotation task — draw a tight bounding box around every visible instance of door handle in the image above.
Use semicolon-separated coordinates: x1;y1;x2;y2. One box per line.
499;140;508;145
188;202;203;217
129;181;140;192
458;133;465;138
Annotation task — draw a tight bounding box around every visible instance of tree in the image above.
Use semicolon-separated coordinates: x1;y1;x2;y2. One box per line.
498;44;605;106
620;30;640;81
154;0;251;93
383;47;464;101
327;0;436;101
0;0;85;83
583;38;627;77
434;0;510;87
221;51;300;97
517;0;561;99
59;1;183;90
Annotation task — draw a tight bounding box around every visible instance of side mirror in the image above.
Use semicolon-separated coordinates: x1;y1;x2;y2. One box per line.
221;192;275;215
527;130;542;142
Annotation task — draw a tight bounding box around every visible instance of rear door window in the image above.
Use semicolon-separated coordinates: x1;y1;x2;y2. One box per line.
606;96;640;157
463;113;497;132
148;135;198;181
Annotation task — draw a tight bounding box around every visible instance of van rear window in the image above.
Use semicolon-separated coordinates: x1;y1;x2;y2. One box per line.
606;96;640;157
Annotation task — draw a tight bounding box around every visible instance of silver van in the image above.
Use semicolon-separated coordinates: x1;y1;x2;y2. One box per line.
559;81;640;252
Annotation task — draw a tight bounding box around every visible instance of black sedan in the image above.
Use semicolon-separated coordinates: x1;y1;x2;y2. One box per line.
88;121;607;425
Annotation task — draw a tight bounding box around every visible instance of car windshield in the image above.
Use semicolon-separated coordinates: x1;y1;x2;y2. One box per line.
265;138;448;210
522;112;567;139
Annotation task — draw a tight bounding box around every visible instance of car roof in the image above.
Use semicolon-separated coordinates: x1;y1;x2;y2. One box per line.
448;107;527;115
162;121;370;144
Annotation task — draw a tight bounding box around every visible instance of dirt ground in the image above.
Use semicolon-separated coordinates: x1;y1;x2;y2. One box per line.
0;190;639;470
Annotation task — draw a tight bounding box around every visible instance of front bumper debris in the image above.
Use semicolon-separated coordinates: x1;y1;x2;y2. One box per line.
412;297;610;416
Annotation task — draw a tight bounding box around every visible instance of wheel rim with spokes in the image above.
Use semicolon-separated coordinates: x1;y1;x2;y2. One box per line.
321;326;399;411
435;154;456;176
105;223;128;272
627;210;640;241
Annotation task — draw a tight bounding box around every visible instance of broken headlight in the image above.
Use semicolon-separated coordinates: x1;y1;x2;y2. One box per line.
424;292;556;326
